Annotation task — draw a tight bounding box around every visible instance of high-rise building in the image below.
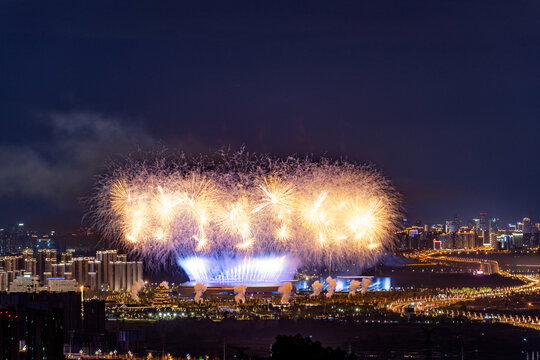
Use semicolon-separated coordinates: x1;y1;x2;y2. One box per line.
480;229;491;246
24;257;36;275
510;232;524;249
2;249;143;293
136;261;143;283
0;292;82;355
36;249;56;283
96;250;117;289
22;248;33;259
0;272;8;291
0;308;19;360
489;217;500;232
24;308;65;359
89;272;98;291
489;232;498;249
3;223;28;254
523;217;532;234
497;234;510;250
60;251;73;263
73;257;85;286
479;213;488;231
447;220;459;233
114;261;125;291
456;228;476;249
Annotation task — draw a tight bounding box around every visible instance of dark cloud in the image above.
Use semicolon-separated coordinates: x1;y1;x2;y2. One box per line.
0;112;155;201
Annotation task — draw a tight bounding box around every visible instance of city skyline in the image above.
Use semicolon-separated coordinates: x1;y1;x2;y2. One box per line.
1;211;539;234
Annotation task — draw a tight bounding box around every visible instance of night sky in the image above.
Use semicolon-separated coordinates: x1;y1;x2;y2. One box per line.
1;1;539;231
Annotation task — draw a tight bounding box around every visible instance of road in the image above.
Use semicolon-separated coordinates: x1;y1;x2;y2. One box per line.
388;267;540;330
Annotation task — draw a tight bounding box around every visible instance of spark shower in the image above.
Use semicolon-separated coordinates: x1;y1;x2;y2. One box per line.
88;149;401;282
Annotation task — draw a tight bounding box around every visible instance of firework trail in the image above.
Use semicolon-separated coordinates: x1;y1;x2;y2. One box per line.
278;282;293;304
348;280;361;298
194;283;207;303
88;149;401;271
325;276;337;298
310;280;324;297
361;278;372;294
234;285;247;304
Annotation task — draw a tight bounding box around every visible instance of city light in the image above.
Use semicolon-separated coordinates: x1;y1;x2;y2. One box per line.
179;255;298;284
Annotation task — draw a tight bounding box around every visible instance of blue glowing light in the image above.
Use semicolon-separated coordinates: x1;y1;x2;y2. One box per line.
178;255;298;285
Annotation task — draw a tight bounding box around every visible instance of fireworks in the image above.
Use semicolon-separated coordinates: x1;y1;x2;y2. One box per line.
88;149;401;272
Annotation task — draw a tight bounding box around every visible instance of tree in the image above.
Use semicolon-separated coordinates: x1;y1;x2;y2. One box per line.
270;334;357;360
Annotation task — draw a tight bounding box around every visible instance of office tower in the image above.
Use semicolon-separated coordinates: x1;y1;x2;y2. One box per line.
479;213;488;231
447;220;459;233
489;217;500;232
479;229;489;246
523;217;532;233
4;223;27;254
489;232;498;248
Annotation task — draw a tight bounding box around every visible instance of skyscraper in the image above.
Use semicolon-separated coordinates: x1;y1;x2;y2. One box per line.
489;217;500;232
523;217;532;233
479;213;488;231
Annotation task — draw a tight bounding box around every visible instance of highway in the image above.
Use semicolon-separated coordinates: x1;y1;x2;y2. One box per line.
388;264;540;330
